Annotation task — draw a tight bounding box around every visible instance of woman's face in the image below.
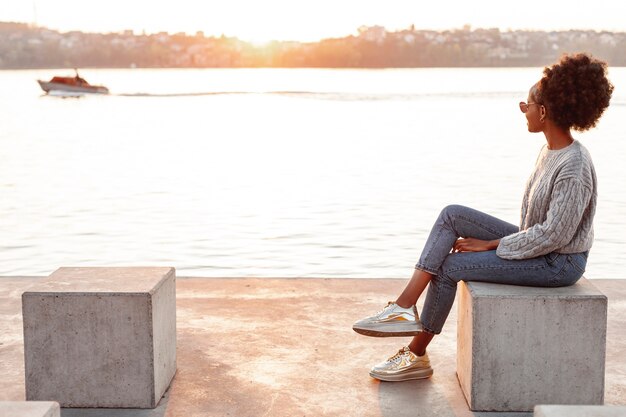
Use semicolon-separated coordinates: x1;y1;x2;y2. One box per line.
520;86;544;133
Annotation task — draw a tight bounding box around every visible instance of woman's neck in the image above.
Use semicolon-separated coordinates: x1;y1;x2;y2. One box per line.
543;121;574;150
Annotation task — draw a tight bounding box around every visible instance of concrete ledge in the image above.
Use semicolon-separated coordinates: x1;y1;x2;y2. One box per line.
0;401;60;417
22;267;177;408
535;405;626;416
457;278;608;412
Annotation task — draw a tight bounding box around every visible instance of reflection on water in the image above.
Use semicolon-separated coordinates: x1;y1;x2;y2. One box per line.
1;68;625;278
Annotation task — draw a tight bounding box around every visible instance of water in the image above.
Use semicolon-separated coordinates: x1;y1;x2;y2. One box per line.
2;68;626;278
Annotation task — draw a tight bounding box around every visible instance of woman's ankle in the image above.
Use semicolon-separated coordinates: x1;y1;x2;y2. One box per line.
394;298;413;309
408;330;435;356
408;345;426;357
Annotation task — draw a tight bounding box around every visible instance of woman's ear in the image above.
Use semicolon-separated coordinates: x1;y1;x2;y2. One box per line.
540;105;546;122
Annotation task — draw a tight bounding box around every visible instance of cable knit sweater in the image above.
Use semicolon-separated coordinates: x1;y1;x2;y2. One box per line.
496;140;597;260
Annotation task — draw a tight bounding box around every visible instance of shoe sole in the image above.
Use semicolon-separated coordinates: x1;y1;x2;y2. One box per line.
369;367;434;382
352;322;423;337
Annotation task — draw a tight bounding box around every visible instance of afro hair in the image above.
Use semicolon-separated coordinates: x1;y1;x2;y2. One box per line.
536;53;614;131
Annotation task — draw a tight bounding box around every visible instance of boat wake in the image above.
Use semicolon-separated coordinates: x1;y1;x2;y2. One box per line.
114;90;521;101
115;91;335;98
116;91;249;97
45;90;539;102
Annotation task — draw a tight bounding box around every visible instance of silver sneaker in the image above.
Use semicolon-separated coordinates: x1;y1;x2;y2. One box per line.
370;346;433;382
352;301;423;337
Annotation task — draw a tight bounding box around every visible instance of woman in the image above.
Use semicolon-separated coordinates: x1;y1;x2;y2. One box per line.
352;53;614;382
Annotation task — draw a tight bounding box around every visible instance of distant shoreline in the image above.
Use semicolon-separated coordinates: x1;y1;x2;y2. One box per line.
3;21;626;69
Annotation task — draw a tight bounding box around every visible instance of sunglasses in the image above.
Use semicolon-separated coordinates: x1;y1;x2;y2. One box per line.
519;102;540;113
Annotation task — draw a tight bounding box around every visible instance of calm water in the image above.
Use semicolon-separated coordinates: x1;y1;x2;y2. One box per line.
1;68;626;278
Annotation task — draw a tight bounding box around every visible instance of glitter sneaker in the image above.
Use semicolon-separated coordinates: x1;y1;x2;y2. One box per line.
369;346;433;382
352;301;423;337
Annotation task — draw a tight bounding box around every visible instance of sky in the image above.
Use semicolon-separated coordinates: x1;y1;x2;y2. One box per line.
2;0;626;43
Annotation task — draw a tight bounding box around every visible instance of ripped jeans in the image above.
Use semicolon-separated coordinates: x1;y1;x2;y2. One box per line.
415;205;587;334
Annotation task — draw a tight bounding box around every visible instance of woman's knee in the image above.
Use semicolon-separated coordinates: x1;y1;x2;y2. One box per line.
439;204;467;225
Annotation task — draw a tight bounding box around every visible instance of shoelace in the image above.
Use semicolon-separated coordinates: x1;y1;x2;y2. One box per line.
387;347;410;364
375;301;396;317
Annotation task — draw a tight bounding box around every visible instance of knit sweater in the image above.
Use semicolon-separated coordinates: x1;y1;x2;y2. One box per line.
496;140;597;260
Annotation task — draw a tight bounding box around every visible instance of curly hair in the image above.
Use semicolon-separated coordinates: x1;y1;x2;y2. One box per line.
535;53;614;132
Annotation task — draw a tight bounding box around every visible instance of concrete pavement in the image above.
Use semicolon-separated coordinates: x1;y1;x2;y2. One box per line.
1;277;624;417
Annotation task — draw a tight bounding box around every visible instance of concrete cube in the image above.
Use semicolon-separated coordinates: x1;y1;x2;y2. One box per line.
22;267;177;408
535;405;626;417
457;278;607;412
0;401;60;417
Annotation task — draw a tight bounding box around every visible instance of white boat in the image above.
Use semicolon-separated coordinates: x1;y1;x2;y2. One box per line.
37;70;109;95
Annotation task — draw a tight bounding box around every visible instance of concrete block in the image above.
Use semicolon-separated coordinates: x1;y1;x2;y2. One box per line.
535;405;626;417
0;401;60;417
457;278;607;412
22;267;177;408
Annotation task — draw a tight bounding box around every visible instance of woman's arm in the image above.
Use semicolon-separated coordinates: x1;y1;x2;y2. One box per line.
496;177;591;259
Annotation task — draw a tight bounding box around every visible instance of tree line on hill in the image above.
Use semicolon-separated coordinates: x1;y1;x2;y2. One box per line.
2;22;626;69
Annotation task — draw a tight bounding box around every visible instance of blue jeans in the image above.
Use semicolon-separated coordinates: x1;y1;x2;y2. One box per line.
415;205;587;334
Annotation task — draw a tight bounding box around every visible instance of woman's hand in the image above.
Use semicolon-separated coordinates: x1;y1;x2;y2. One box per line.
453;238;500;253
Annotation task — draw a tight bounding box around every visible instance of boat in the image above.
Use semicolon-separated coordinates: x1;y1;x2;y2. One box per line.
37;69;109;95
